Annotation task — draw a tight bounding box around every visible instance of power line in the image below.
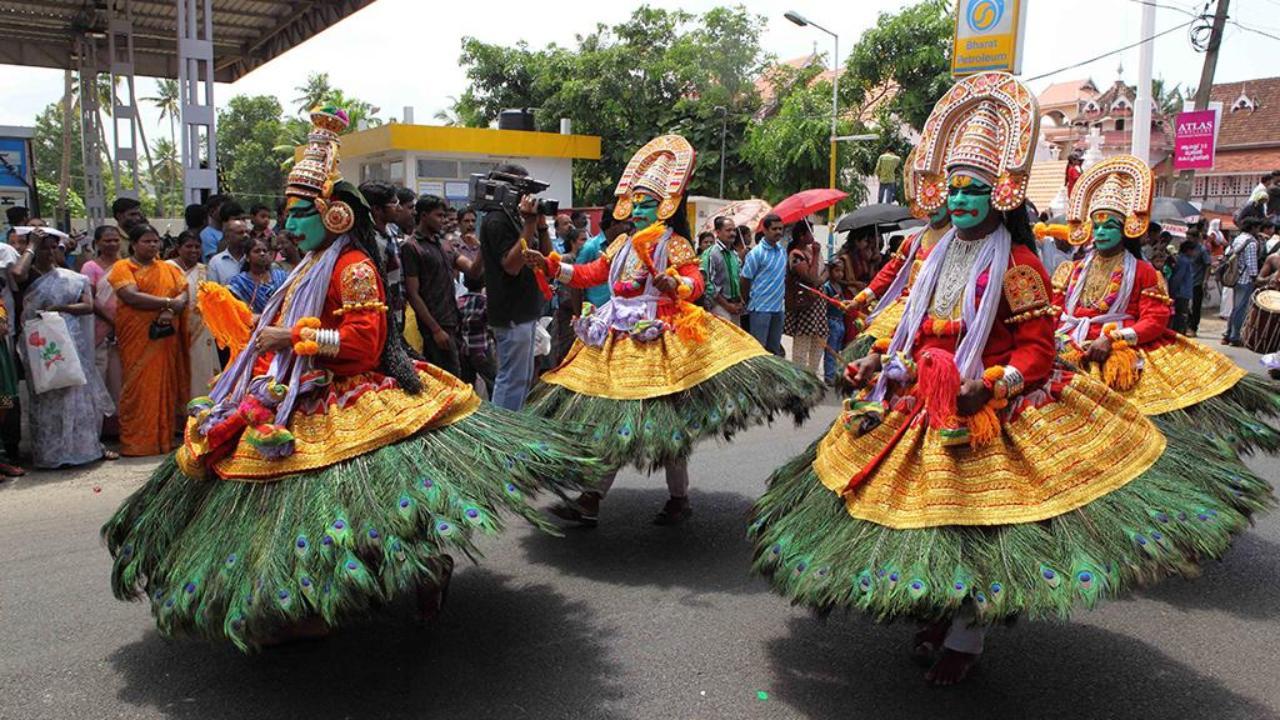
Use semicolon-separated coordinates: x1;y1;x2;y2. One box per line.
1228;18;1280;40
1127;0;1199;16
1026;20;1196;81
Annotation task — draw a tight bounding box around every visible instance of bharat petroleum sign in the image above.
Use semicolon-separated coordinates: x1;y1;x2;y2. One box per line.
952;0;1028;77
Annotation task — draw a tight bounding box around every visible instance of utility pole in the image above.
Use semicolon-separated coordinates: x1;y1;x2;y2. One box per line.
1132;1;1156;163
716;106;727;198
1174;0;1230;200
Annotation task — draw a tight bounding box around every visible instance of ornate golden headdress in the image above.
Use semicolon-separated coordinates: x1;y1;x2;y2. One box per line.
286;106;356;234
912;72;1039;214
613;135;697;221
903;148;929;219
1066;154;1154;245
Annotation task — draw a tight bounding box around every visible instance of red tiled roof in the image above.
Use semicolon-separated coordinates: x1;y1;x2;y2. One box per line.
1037;78;1098;108
1207;77;1280;148
755;55;889;124
755;54;822;105
1151;146;1280;175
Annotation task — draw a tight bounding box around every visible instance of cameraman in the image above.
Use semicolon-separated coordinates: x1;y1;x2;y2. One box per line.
480;163;552;411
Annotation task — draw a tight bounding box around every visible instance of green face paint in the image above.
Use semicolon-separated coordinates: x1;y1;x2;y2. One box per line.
929;204;950;227
631;196;660;230
1092;213;1125;252
285;199;326;252
946;177;992;230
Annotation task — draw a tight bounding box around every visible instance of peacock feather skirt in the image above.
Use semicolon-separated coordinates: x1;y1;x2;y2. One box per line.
103;387;601;651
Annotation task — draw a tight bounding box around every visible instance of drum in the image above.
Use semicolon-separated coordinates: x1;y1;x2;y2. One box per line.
1243;289;1280;353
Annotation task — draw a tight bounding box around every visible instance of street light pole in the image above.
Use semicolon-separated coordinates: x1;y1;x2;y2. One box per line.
785;11;840;257
716;105;727;198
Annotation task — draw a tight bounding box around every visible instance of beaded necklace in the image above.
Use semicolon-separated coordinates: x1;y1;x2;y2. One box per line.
1071;251;1126;313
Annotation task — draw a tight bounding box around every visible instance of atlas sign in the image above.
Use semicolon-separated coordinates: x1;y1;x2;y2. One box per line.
952;0;1027;77
1173;109;1218;171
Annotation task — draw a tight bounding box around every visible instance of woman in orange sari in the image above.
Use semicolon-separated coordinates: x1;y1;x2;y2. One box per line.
107;224;190;455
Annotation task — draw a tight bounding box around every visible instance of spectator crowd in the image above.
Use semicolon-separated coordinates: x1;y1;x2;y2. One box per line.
3;164;1273;477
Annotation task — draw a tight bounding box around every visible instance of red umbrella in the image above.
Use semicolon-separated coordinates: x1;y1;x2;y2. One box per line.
764;188;849;228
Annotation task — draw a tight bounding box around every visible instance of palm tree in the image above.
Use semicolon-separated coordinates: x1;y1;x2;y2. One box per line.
58;69;73;222
152;136;182;205
433;97;460;126
324;88;381;131
293;72;332;115
1151;78;1192;118
144;78;181;151
271;117;311;173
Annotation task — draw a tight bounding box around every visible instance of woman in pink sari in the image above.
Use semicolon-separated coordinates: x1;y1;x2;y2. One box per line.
80;226;122;434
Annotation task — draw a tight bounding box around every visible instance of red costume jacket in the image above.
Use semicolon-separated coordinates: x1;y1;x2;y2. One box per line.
911;244;1057;387
563;234;704;319
256;245;388;376
1052;256;1173;348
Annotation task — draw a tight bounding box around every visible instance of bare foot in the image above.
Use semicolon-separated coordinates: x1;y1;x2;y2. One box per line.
912;621;949;666
255;616;331;647
652;496;691;526
417;555;455;624
549;492;601;528
925;649;980;686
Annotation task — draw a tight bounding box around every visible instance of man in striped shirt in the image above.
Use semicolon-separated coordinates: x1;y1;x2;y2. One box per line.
740;213;787;355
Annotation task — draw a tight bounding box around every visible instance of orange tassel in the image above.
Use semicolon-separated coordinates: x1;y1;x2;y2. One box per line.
671;301;709;344
967;399;1006;448
198;282;254;361
628;222;668;276
1061;343;1084;368
916;348;961;431
1102;340;1140;391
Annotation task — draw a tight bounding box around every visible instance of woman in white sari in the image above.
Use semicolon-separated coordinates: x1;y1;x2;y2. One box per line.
168;230;220;400
20;234;115;467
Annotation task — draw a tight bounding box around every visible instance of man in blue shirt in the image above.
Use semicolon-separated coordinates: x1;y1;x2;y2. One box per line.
199;194;229;261
574;207;617;308
740;213;787;355
1168;240;1197;334
1225;216;1263;346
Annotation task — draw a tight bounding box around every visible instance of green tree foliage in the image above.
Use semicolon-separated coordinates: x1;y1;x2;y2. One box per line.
32;102;84;205
151;137;184;218
453;6;765;204
36;178;84;219
292;72;382;131
293;72;334;115
741;64;866;207
216;95;291;205
843;0;952;132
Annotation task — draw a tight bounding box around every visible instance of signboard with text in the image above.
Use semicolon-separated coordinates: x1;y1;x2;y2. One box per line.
1173;109;1218;171
951;0;1028;77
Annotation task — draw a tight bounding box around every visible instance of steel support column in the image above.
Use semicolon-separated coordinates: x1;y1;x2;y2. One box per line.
76;36;107;228
108;0;141;200
177;0;217;206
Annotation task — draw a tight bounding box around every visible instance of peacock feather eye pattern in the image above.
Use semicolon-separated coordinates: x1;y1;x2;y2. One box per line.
1038;565;1062;589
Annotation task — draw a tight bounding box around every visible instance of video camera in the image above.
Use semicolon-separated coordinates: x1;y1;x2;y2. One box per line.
468;171;560;218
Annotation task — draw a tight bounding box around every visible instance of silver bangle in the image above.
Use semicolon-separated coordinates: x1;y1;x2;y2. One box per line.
315;328;340;357
1001;366;1025;397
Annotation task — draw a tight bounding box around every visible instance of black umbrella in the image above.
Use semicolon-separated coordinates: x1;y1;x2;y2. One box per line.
834;203;913;233
1150;196;1200;223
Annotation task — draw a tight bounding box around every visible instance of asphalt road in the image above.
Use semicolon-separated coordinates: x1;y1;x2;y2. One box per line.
3;325;1279;720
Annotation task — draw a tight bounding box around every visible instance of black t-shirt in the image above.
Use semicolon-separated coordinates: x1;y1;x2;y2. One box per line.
480;211;542;327
401;233;459;330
